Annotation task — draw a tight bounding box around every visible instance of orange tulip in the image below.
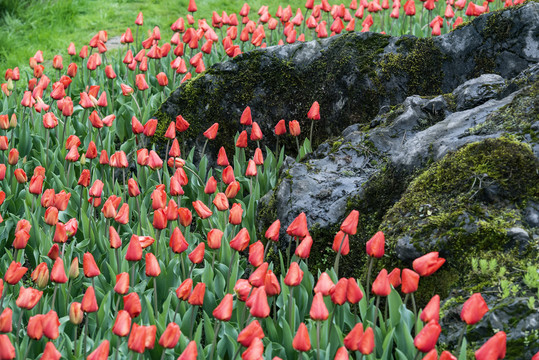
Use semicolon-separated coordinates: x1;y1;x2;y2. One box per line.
421;295;440;323
128;323;147;353
330;278;348;305
0;334;15;359
50;258;67;284
213;293;234;321
229;203;243;225
347;278;363;304
413;252;445;277
176;279;193;300
188;282;206;306
461;293;489;325
27;314;44;339
83;252;100;278
293;323;311;352
307;101;320;120
236;130;248;148
145;253;161;277
113;310;132;337
475;331;506;360
5;261;28;285
192;200;213;219
87;340;110;360
126;235;143;261
401;269;420;294
344;322;363;351
159;322;181;348
310;292;329;320
237;320;264;347
366;231;385;258
295;235;313;259
69;302;83;325
230;228;250;252
204;123;219;140
372;269;391;297
287;212;309;238
314;272;334;295
123;292;142;318
42;310;60;340
414;320;442;353
178;341;198;360
114;273;130;295
332;231;350;255
0;308;12;332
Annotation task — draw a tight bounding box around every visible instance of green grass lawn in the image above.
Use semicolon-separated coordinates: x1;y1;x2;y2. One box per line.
0;0;307;70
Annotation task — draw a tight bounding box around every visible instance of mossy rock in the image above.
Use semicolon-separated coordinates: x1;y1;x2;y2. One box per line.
379;138;538;299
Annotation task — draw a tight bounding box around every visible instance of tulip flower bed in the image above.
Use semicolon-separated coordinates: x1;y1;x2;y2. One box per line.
0;0;533;359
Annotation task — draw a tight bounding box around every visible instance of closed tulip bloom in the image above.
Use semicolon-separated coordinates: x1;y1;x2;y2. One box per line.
358;327;374;354
314;272;335;295
170;228;189;253
475;331;506;360
128;323;147;353
207;229;223;250
440;350;457;360
264;270;281;297
341;210;359;235
295;235;313;259
5;261;28;285
113;310;132;337
14;169;27;183
230;228;251;252
264;220;280;242
148;150;163;170
69;257;79;279
85;141;97;159
310;292;329;320
330;278;348;305
50;258;67;284
250;122;263;141
242;337;264;360
461;293;489;325
178;341;198;360
41;341;61;360
81;286;98;313
89;179;104;197
69;302;83;325
248;241;264;267
131;116;144;134
87;340;110;360
29;175;44;195
240;106;253;125
372;269;391;296
213;293;234;321
293;323;311;352
114;203;130;225
226;181;241;199
164;121;176;139
77;169;91;187
421;295;440;323
344;322;363;351
253;148;264;166
159;322;181;348
222;165;235;185
401;269;420;294
53;224;68;243
83;252;100;278
114;273;130;295
237;320;265;347
188;282;206;306
308;101;321;120
126;235;143;261
287;212;309;238
204;123;219;140
236;130;248;148
289;120;301;136
332;231;350;255
414;320;442;353
229;203;243;225
245;159;257;177
153;208;167;230
388;268;401;288
28;314;44;339
366;231;385;258
284;262;304;287
188;243;205;264
42;310;60;340
43;112;59;128
13;230;30;249
248;262;268;288
145;253;161;277
178;207;193;227
204;176;217;195
274;119;286;135
192;200;213;219
0;137;8;151
175;115;190;132
123;292;142;318
413;252;445;277
335;347;350;360
347;278;364;304
0;334;15;359
31;262;49;288
176;279;193;300
213;193;229;211
217;146;229;166
0;308;12;332
156;72;168;87
151;185;167;210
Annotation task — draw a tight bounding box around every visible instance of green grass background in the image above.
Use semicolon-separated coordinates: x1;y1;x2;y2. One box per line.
0;0;307;70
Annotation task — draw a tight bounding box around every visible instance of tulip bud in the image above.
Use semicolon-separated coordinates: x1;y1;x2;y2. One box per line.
69;257;79;279
69;302;84;325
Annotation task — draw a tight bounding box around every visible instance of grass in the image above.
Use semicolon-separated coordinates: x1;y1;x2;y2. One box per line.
0;0;307;70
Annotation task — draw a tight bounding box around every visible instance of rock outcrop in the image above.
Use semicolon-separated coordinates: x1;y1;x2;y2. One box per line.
156;2;539;164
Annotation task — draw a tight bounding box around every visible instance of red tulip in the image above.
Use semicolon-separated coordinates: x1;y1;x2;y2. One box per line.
293;323;311;352
27;314;44;339
188;243;205;264
237;320;264;347
366;231;385;258
475;331;506;360
284;262;304;287
178;341;198;360
421;295;440;323
289;120;301;136
388;268;401;288
0;308;12;332
126;235;143;261
236;130;248;148
159;322;181;348
204;123;219;140
372;269;391;297
114;273;130;295
310;292;329;320
50;258;67;284
0;334;15;359
344;322;364;351
113;310;132;337
248;241;264;267
286;212;308;238
358;327;374;354
265;219;280;242
334;347;350;360
213;293;234;321
229;203;244;225
242;337;264;360
295;235;313;259
314;272;335;295
240;106;252;125
87;340;110;360
193;200;213;219
188;282;206;306
440;350;457;360
250;122;263;141
42;310;60;340
413;252;445;277
347;277;364;304
123;292;142;318
14;169;27;183
42;341;61;360
414;320;442;353
176;279;193;301
307;101;321;120
145;253;161;277
128;323;146;353
81;286;98;313
274;119;286;135
5;261;28;285
330;278;348;305
401;269;420;294
83;252;100;278
230;228;250;252
332;231;349;255
461;293;489;325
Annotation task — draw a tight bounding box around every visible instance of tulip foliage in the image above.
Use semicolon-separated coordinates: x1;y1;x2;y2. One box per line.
0;1;524;360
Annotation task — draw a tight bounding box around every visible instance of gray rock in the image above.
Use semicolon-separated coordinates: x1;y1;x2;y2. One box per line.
452;74;506;111
506;227;531;252
524;202;539;228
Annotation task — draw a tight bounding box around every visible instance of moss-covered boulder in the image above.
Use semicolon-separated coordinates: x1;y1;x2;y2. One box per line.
156;2;539;162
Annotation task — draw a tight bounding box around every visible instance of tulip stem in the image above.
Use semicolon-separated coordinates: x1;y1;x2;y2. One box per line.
316;320;321;360
188;263;195;278
131;262;136;289
289;287;294;329
45;130;50;169
209;320;221;360
309;121;314;146
411;293;418;335
15;309;23;342
334;232;347;278
83;313;89;357
374;296;380;328
365;257;374;304
172;300;181;323
51;283;58;311
116;248;121;274
153;277;159;317
189;305;197;339
201;139;208;160
160;350;167;360
155;229;161;258
74;327;78;357
225;252;236;293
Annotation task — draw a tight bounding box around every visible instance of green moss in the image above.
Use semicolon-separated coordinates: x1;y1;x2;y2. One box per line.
467;79;539;141
382;138;539;285
380;37;444;97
